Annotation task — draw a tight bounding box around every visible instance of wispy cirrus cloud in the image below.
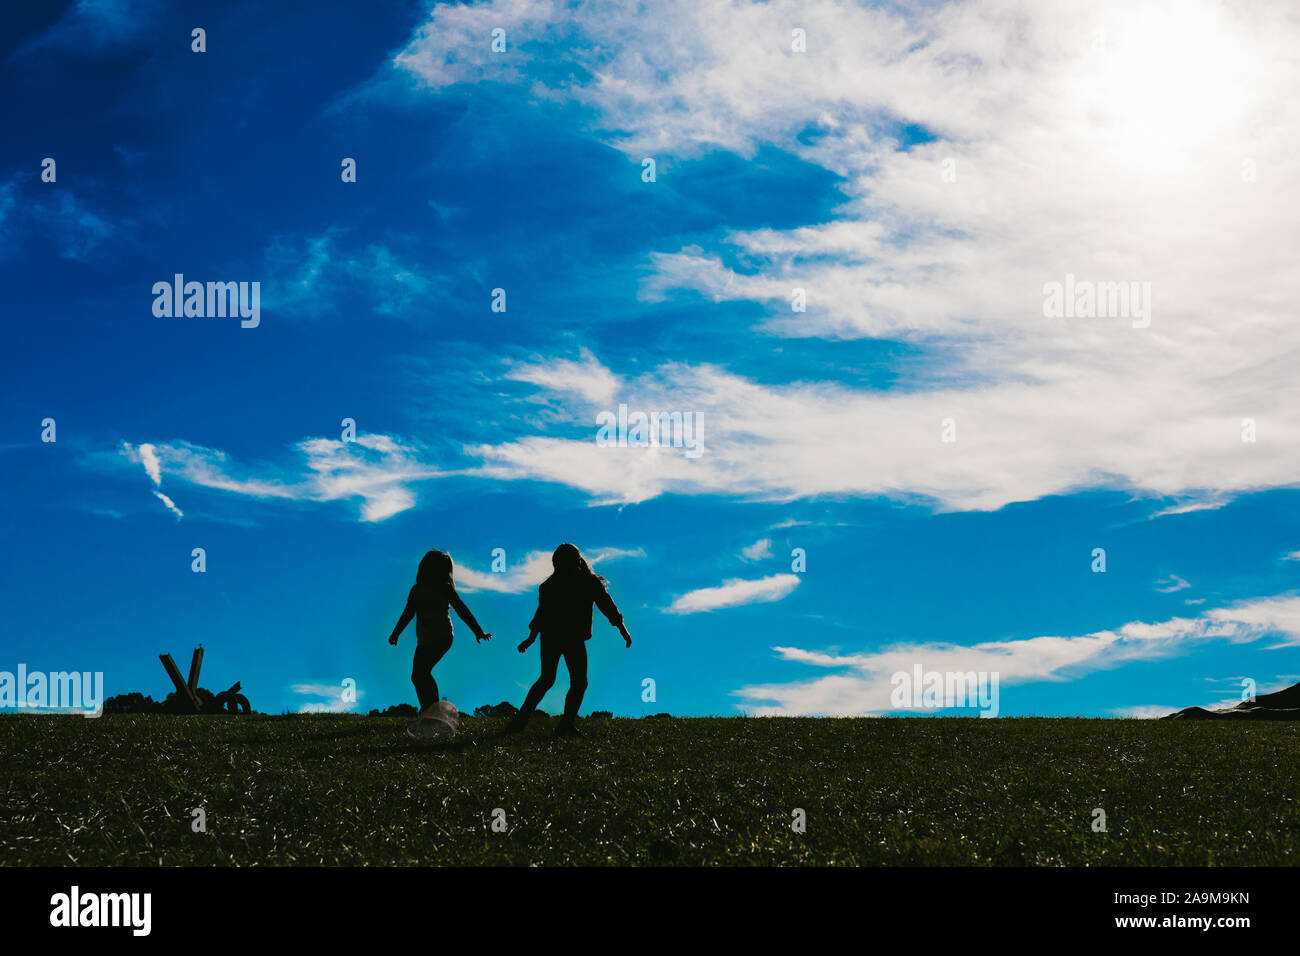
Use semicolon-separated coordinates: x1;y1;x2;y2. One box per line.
668;573;800;615
10;0;160;58
152;491;183;520
454;546;644;594
122;441;183;519
736;593;1300;715
103;324;1300;523
262;232;446;320
0;180;15;240
119;434;450;522
1148;497;1231;520
0;178;120;261
32;191;116;259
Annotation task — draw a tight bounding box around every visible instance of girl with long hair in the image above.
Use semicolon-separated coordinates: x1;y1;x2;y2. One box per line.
387;549;491;713
507;543;631;738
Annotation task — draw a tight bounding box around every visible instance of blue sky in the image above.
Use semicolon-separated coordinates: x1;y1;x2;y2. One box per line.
3;0;1299;718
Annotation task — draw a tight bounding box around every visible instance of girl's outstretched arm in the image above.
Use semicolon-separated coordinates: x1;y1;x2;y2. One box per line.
519;594;542;652
449;586;491;642
387;591;415;645
518;628;538;653
593;580;632;647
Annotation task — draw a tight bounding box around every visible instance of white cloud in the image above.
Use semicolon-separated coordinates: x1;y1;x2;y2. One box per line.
136;443;162;486
1108;705;1177;719
153;491;183;520
118;433;449;523
668;573;800;614
454;546;644;594
470;353;1300;511
506;348;620;409
1285;551;1300;562
389;0;1300;514
98;2;1300;525
736;593;1300;715
392;0;558;89
741;538;772;561
122;442;185;519
1149;497;1231;519
1154;574;1190;593
292;682;362;714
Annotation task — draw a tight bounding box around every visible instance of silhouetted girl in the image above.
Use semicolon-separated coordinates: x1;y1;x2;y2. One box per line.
387;550;491;713
508;543;631;737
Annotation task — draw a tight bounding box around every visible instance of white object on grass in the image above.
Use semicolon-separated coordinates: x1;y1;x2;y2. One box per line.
406;700;460;741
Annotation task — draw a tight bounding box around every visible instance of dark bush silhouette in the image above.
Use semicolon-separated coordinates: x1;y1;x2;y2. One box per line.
104;688;255;714
103;692;163;714
474;702;519;718
589;710;613;719
367;703;419;717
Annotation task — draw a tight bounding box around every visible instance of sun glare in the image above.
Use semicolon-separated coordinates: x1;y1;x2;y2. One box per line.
1088;4;1250;160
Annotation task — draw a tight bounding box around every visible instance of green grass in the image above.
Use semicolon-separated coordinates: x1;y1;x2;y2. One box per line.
2;714;1299;865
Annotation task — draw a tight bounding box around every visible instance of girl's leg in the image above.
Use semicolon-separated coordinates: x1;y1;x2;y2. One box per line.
561;641;588;721
411;639;451;712
517;637;562;718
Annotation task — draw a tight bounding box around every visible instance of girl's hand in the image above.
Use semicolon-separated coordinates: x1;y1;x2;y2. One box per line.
477;632;493;643
388;634;399;646
517;637;535;653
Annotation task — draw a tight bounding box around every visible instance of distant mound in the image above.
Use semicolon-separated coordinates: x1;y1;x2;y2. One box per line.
1163;681;1300;720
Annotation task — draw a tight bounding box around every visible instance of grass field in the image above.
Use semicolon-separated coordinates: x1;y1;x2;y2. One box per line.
2;714;1299;866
